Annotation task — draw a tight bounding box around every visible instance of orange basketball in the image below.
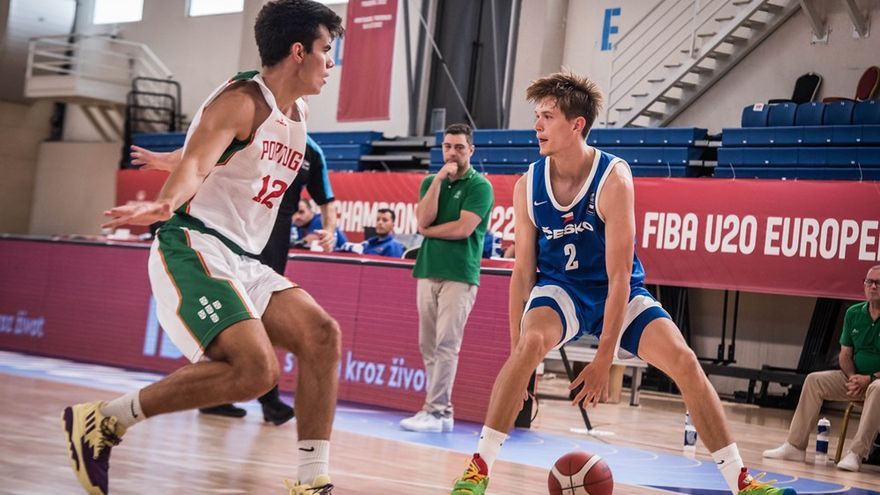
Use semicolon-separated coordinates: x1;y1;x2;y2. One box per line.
548;451;613;495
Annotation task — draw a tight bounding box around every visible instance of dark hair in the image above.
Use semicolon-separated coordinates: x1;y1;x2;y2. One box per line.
444;123;473;145
254;0;344;67
377;208;396;222
526;69;604;137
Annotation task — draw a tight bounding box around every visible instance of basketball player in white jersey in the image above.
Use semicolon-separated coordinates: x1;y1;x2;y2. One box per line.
61;2;343;494
450;71;796;495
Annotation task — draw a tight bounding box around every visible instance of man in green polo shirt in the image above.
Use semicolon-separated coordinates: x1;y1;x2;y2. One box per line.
400;123;494;433
764;264;880;471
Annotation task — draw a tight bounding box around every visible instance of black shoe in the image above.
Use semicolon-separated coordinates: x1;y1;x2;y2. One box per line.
261;399;295;426
199;403;247;418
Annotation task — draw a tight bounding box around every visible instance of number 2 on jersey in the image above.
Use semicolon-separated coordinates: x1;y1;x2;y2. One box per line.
252;175;288;209
564;243;579;271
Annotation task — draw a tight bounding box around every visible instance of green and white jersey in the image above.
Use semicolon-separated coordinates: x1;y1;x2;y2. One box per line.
179;71;307;255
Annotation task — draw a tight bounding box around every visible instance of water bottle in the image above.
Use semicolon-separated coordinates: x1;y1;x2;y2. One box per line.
683;411;697;457
815;417;830;465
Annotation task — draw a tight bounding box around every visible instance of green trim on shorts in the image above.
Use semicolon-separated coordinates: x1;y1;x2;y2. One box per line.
156;225;255;352
163;212;260;259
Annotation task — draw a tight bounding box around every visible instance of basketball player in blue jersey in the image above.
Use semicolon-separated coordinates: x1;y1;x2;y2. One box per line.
450;71;796;495
62;2;343;494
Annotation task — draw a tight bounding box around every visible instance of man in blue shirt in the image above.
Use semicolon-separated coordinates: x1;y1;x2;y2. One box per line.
338;208;406;257
363;208;405;257
292;199;348;249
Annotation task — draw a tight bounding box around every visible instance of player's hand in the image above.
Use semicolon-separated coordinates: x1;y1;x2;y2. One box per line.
102;201;172;229
437;161;458;180
315;229;335;252
131;145;175;171
569;358;612;408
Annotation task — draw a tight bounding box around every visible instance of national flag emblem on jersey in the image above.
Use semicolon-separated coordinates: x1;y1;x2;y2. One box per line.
561;212;575;224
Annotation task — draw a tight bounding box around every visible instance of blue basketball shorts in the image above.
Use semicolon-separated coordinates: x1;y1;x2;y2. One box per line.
523;282;671;358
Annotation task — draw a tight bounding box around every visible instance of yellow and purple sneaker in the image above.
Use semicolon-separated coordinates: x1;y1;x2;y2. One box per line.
62;401;126;495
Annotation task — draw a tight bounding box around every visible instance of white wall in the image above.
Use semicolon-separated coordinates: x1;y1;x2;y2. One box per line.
0;100;54;233
29;142;119;236
75;0;244;118
544;0;880;132
675;3;880;130
237;0;416;136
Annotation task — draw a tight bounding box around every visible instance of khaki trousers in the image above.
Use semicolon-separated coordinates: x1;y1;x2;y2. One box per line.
416;278;478;416
788;370;880;457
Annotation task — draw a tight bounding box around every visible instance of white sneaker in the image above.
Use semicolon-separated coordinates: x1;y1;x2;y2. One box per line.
762;442;806;461
399;411;454;432
838;451;862;472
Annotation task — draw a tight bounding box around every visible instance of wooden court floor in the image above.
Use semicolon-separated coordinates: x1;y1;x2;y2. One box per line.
1;369;878;494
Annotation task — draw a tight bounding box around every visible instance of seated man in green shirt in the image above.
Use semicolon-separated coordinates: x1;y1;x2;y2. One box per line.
764;264;880;472
401;123;494;433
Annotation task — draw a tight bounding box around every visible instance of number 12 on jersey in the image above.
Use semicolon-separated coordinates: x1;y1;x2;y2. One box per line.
252;175;288;209
564;243;579;271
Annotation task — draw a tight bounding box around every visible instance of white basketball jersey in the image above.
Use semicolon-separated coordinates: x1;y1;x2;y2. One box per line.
181;71;307;254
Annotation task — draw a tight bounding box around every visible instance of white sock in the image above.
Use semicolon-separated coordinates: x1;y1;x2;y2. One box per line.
297;440;330;484
711;442;745;494
100;390;145;429
477;426;509;473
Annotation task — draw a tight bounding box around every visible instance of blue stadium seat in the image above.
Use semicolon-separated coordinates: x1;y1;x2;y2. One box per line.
862;125;880;145
468;129;538;146
768;103;797;126
133;132;186;148
588;128;707;146
325;160;361;171
309;131;382;145
629;165;688;178
713;167;879;180
858;147;880;166
467;147;542;165
319;144;369;161
795;102;825;126
801;126;834;145
823;100;855;125
741;104;769;127
854;100;880;125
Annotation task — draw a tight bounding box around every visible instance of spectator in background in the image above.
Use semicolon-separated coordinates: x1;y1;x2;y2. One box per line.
292;199;348;250
764;264;880;472
340;208;405;258
400;123;494;433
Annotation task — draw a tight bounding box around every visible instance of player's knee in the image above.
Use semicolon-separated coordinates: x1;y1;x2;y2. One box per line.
516;331;549;364
669;348;702;382
253;359;281;396
307;316;341;360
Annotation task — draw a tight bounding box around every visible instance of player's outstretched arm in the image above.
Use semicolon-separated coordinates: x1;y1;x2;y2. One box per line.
104;87;256;228
130;145;182;172
508;175;537;352
570;162;635;408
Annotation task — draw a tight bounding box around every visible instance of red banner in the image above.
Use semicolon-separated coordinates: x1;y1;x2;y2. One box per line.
0;239;508;422
116;170;879;299
321;174;879;300
337;0;398;121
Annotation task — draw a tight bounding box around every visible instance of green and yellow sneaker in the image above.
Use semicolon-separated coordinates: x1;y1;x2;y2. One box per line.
738;468;797;495
285;474;334;494
451;454;489;495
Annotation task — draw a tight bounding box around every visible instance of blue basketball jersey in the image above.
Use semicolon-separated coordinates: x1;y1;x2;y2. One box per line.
527;149;646;291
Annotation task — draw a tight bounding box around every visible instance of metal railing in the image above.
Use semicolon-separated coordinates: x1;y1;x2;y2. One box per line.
605;0;758;126
26;34;173;87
